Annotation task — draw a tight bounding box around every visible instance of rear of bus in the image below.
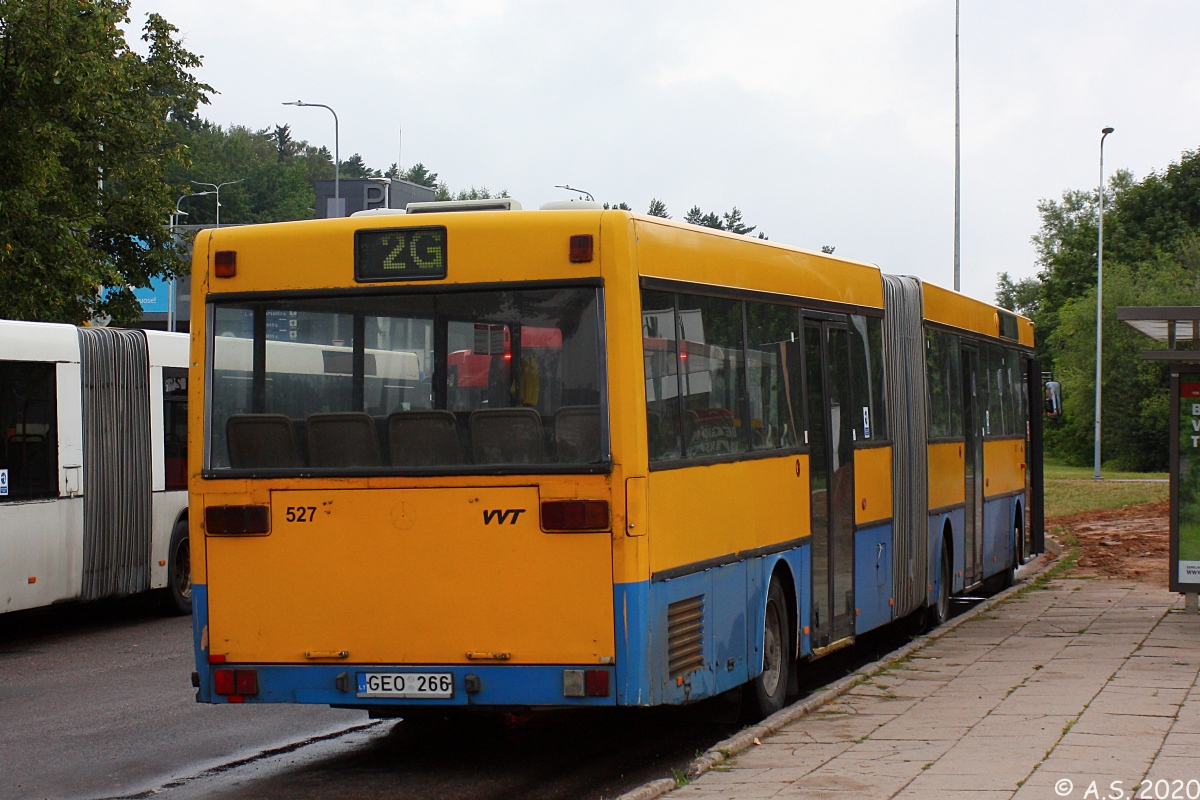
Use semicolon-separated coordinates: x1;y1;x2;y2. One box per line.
190;209;627;710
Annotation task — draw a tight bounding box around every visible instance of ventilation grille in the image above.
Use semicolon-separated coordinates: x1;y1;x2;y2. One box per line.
667;595;705;678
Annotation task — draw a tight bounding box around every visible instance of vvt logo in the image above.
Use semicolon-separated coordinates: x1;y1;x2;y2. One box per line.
483;509;526;525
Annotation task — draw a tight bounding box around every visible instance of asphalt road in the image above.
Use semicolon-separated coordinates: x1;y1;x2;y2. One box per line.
0;595;364;800
0;592;932;800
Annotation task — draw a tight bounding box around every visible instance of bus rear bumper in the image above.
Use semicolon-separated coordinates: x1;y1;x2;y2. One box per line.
197;662;618;708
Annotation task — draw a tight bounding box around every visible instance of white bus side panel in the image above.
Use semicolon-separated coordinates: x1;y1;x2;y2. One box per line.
149;491;187;589
0;498;83;612
57;362;84;498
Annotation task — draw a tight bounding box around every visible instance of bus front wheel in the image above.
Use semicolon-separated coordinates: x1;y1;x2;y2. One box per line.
161;518;192;616
744;579;790;720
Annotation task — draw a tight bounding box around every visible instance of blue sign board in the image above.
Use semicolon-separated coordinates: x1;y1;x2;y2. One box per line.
132;277;173;312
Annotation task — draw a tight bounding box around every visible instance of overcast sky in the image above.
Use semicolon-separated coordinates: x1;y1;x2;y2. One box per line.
129;1;1200;303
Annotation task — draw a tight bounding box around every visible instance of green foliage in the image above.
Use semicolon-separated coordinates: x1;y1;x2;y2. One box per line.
647;198;669;218
0;1;210;324
340;153;380;179
602;202;631;210
167;122;332;225
682;204;764;237
1019;146;1200;470
1048;259;1195;470
995;272;1040;317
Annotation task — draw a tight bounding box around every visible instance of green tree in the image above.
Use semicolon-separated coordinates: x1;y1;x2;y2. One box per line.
1047;257;1198;470
167;123;331;225
995;272;1040;317
647;199;669;218
340;153;380;179
722;207;756;236
1026;145;1200;468
0;2;210;324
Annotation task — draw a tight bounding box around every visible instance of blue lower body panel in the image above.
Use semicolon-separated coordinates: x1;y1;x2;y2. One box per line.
854;524;893;634
615;543;810;707
982;495;1016;580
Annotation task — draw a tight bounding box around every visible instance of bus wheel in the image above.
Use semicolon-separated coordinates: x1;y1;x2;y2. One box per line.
931;546;951;628
744;579;790;720
161;518;192;616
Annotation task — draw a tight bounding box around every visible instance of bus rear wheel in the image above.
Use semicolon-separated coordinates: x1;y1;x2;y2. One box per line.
743;579;790;720
161;518;192;616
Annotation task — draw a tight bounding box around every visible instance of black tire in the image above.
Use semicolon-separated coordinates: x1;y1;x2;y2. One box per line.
931;544;951;628
744;579;790;720
161;518;192;616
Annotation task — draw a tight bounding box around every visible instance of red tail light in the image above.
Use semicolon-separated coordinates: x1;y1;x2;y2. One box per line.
541;500;609;531
205;505;270;535
585;669;610;697
214;250;237;277
235;669;259;695
214;668;259;697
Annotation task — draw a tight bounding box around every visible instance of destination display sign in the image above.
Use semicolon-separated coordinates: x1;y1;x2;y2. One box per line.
355;226;447;282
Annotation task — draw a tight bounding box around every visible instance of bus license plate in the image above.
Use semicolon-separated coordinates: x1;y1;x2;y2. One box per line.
356;672;453;699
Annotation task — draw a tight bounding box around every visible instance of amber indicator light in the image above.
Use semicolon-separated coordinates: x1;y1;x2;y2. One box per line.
214;250;237;278
569;234;593;263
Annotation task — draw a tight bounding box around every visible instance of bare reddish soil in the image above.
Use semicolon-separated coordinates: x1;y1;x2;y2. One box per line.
1049;500;1169;586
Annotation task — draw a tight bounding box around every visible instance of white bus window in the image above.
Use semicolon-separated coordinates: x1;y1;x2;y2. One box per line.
0;361;58;501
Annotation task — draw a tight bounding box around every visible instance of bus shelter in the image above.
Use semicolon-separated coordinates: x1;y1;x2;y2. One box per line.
1118;306;1200;603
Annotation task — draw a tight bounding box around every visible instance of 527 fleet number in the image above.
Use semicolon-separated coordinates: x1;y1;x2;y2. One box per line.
285;506;317;522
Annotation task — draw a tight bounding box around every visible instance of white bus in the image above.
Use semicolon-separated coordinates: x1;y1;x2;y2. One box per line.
0;320;191;615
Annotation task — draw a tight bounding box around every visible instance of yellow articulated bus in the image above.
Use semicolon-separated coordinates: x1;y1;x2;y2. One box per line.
188;201;1042;716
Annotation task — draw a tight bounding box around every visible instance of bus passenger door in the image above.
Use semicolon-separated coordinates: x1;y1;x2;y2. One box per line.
961;344;984;587
804;319;856;651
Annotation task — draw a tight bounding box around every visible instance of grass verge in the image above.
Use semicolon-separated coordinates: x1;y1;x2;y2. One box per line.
1045;480;1168;518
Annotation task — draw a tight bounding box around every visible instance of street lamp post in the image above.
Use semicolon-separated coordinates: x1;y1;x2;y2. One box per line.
954;0;961;292
167;191;215;333
282;101;340;217
1094;126;1115;480
190;180;243;228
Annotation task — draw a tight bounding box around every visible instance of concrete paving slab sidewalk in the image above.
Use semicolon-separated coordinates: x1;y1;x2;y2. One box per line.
668;578;1200;800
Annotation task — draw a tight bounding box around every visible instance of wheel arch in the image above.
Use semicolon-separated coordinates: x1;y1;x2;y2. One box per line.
767;558;800;662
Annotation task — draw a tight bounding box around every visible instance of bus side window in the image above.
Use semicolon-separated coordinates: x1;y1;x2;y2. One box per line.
926;330;962;438
0;360;59;501
746;302;803;450
641;290;681;462
849;315;888;441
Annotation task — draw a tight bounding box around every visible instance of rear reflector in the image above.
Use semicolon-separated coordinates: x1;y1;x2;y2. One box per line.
205;505;270;535
213;668;235;695
214;668;259;696
541;500;609;531
569;234;593;263
585;669;610;697
214;250;237;277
